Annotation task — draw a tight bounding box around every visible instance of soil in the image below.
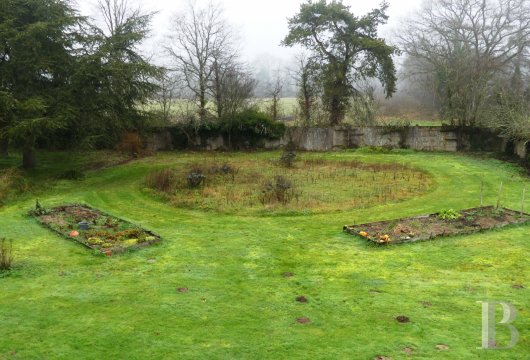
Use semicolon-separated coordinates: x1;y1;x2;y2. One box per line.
282;272;294;278
344;206;530;244
295;296;308;303
396;315;410;323
403;347;414;355
296;317;311;324
32;204;161;254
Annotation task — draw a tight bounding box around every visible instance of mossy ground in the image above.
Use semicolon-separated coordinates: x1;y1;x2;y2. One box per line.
0;150;528;359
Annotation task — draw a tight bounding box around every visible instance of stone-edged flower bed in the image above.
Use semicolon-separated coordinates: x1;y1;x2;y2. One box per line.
343;206;530;244
31;204;161;255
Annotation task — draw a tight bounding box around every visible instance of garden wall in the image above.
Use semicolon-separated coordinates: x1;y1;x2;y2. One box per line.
147;126;527;159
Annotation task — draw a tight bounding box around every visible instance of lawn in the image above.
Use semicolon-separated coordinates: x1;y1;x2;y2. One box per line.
0;150;528;359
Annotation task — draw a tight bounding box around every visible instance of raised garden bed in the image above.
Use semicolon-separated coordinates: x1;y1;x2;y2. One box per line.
31;204;161;254
343;206;530;244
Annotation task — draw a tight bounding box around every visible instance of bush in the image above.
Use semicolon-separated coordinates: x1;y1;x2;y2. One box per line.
0;238;13;271
187;170;205;188
208;163;238;180
280;151;297;168
145;169;177;194
260;175;298;205
220;109;286;149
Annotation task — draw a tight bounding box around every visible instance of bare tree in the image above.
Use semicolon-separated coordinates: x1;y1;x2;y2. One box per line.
290;53;319;125
166;1;233;121
96;0;149;36
212;62;256;118
399;0;530;126
154;70;179;124
266;68;283;121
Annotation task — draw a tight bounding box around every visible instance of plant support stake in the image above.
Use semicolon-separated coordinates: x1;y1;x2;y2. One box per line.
522;185;526;216
496;181;503;209
480;180;484;206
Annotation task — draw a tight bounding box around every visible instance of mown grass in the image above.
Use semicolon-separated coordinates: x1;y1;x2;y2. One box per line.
0;150;528;359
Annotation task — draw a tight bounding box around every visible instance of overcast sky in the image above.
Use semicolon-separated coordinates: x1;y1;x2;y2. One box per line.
78;0;424;63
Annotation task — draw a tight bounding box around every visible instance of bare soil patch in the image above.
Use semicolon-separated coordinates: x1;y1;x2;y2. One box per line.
32;204;161;254
344;206;530;244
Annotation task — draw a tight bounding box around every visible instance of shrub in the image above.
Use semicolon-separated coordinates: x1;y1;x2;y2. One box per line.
260;175;298;205
30;199;49;216
208;163;237;180
117;132;143;157
145;169;177;194
187;170;205;188
220;109;286;149
438;209;462;220
0;238;13;271
280;151;297;168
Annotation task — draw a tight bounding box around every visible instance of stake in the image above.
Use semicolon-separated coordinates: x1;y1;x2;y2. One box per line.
496;181;503;209
521;185;526;216
480;180;484;207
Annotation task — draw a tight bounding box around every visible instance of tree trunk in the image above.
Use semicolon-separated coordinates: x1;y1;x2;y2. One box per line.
22;147;37;169
0;138;8;157
329;96;343;126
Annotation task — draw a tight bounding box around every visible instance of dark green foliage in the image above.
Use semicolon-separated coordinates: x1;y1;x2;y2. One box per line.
0;0;161;167
65;10;161;149
282;1;398;125
220;109;286;149
0;0;82;168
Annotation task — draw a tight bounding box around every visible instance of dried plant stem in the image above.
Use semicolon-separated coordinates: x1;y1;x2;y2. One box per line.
496;181;503;209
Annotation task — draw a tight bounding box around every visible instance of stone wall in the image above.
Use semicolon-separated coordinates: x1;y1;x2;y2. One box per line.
147;126;527;159
514;140;529;159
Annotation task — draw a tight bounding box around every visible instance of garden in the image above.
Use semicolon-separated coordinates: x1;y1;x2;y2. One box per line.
0;150;529;359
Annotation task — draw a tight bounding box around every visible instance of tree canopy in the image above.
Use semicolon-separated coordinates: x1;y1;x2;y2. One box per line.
282;0;398;124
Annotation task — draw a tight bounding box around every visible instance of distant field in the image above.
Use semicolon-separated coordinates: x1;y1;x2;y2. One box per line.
145;97;443;126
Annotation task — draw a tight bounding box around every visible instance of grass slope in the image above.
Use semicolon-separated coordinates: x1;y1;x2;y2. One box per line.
0;150;528;359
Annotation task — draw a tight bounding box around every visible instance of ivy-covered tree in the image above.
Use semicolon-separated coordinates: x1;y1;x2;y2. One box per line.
0;0;82;168
282;0;398;125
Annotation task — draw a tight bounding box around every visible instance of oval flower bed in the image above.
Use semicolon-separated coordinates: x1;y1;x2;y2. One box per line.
343;206;530;244
31;204;161;254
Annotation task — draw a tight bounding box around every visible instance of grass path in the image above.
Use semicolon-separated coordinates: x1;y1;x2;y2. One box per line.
0;150;528;359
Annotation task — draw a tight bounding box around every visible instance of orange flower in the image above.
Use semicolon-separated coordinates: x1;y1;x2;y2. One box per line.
69;230;79;237
359;231;368;237
379;234;391;242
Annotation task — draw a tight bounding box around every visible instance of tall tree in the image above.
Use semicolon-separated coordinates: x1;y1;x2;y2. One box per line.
0;0;82;168
282;0;398;125
66;0;160;147
166;1;233;121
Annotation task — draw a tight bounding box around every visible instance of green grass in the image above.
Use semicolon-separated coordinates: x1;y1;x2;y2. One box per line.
0;150;529;359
